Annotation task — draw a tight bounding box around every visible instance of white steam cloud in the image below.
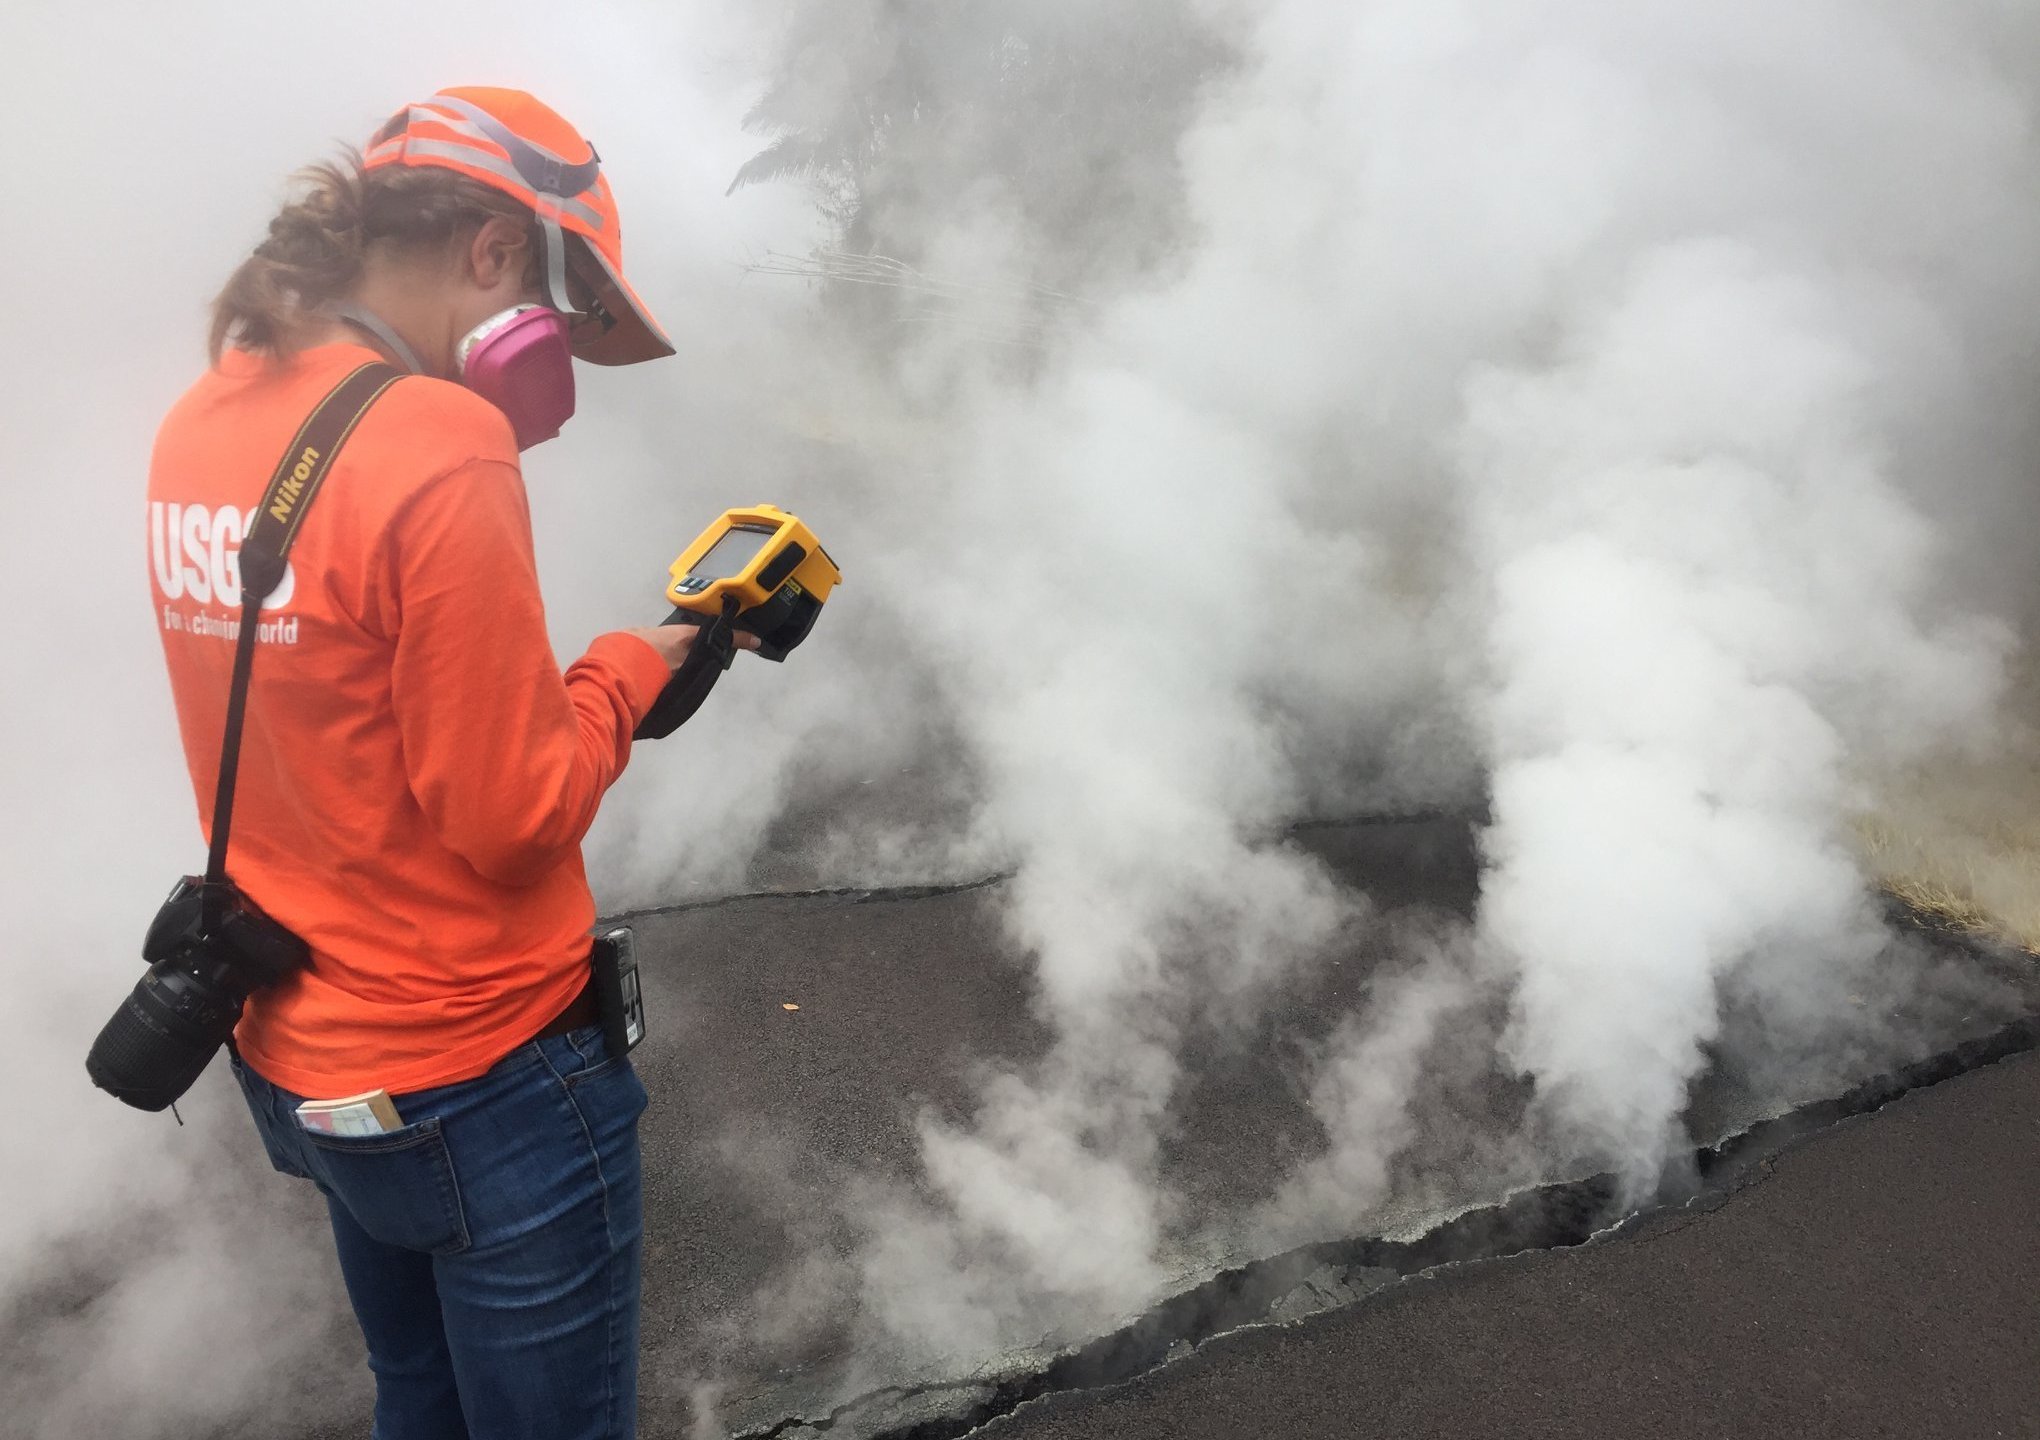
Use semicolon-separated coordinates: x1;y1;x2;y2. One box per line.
734;0;2040;1370
1470;239;2012;1176
6;0;2040;1433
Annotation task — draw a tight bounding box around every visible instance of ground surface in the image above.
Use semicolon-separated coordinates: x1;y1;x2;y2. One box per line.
993;1045;2040;1440
634;815;1503;1435
103;816;2040;1438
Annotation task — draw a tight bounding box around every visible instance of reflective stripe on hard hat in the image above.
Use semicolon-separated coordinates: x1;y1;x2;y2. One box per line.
426;95;601;203
391;138;607;231
379;99;596;190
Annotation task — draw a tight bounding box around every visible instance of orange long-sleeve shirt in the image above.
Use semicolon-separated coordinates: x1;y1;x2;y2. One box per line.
147;342;671;1096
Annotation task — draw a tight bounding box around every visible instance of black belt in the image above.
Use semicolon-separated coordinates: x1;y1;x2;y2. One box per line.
533;970;600;1041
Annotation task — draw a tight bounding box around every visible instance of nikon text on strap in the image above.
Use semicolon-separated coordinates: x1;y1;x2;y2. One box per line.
201;362;401;928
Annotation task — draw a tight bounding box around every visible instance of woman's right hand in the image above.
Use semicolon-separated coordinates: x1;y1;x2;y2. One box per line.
622;623;760;671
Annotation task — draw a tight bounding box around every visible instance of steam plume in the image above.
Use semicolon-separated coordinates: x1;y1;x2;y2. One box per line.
7;1;2040;1433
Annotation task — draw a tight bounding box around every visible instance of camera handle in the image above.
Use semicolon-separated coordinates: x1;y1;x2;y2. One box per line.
199;362;402;932
632;594;742;741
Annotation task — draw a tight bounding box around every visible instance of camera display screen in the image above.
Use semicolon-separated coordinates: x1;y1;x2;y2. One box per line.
690;526;776;582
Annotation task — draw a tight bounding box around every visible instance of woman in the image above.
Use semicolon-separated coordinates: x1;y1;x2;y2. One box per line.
148;87;723;1439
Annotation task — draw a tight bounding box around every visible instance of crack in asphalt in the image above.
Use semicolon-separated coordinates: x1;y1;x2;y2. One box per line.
609;809;1484;928
629;833;2034;1439
741;1383;999;1440
732;1013;2040;1440
611;872;1012;924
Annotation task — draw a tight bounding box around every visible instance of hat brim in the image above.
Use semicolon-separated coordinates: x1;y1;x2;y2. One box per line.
568;238;675;366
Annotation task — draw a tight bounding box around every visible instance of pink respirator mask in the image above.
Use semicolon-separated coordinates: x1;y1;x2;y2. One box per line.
456;305;577;450
334;301;577;451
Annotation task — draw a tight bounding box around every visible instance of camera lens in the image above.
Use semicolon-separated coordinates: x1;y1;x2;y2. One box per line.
86;959;246;1112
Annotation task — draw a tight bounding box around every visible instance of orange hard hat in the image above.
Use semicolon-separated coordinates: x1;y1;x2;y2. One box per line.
365;87;674;366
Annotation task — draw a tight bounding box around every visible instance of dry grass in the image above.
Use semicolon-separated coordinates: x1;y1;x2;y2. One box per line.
1856;695;2040;957
1859;806;2040;955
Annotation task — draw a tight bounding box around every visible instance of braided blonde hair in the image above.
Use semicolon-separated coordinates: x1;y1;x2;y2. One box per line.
209;150;540;364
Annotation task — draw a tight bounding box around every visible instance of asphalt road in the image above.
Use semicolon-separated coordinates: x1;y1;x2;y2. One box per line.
632;814;1500;1434
991;1045;2040;1440
620;817;2036;1437
41;816;2033;1439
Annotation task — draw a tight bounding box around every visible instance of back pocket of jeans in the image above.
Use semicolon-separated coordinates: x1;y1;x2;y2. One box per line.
300;1118;471;1255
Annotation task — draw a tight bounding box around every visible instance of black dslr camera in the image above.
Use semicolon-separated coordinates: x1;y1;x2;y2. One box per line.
85;878;310;1111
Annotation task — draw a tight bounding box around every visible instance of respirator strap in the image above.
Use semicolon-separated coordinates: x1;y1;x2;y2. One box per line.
539;218;575;318
201;362;402;928
334;305;426;376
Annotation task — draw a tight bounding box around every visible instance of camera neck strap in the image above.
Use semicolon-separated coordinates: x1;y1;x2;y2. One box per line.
202;361;402;921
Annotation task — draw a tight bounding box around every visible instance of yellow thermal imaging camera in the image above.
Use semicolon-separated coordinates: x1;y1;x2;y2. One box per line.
634;505;841;740
664;505;840;658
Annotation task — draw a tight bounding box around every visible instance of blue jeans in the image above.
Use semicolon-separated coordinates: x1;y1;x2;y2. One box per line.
232;1027;647;1440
